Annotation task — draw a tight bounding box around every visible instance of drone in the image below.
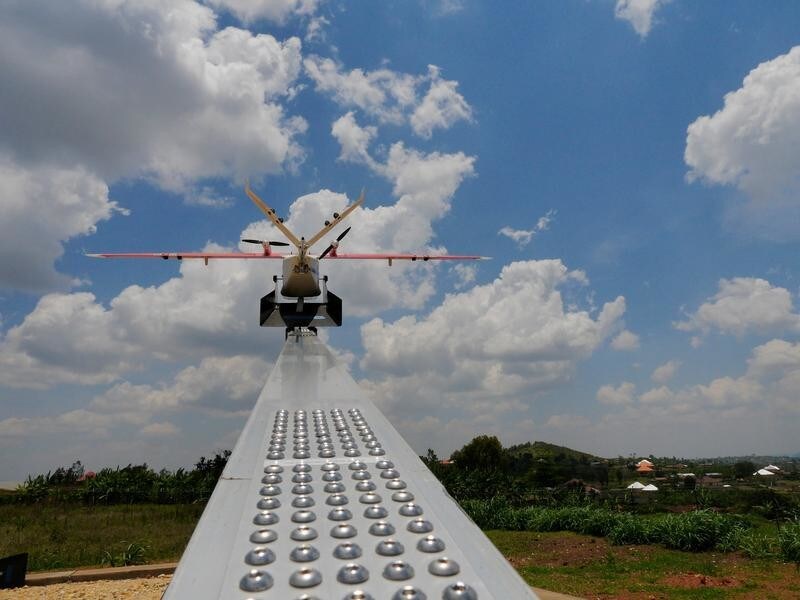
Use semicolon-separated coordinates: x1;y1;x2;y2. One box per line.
89;184;486;334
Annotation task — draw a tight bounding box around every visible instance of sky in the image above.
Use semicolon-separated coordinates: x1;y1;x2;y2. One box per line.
2;0;800;480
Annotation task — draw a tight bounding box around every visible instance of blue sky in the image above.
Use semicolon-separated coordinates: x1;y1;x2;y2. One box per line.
2;0;800;480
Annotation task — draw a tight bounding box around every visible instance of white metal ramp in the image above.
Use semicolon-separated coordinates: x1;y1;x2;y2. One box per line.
165;331;537;599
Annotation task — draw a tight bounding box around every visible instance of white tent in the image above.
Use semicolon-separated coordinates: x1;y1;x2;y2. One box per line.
754;469;776;476
627;481;645;489
642;484;659;491
764;464;781;472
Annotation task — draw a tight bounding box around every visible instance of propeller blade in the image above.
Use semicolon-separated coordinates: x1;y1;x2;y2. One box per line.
241;239;290;246
319;227;352;259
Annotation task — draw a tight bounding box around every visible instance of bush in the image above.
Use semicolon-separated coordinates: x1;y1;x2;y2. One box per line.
608;514;656;545
778;520;800;566
656;510;744;552
739;533;778;559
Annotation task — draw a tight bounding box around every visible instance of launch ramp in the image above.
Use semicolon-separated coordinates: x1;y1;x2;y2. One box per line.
166;331;537;599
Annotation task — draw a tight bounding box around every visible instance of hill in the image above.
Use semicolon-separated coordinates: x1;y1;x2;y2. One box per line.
506;440;605;464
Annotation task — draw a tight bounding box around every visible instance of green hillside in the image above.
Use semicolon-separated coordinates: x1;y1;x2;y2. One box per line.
506;440;605;464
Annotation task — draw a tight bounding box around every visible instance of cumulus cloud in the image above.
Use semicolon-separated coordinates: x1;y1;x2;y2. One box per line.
0;1;310;294
0;293;142;388
0;139;476;389
359;259;626;452
304;56;418;124
206;0;320;23
452;264;477;289
611;329;640;351
305;58;472;135
92;355;270;414
685;47;800;237
614;0;668;38
0;1;306;191
675;277;800;337
601;338;800;421
0;158;124;292
0;253;284;389
0;409;146;439
597;381;635;406
0;354;266;446
331;112;379;166
652;359;680;384
410;65;473;138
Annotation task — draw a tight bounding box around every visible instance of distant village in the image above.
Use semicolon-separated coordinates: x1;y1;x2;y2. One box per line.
624;458;789;493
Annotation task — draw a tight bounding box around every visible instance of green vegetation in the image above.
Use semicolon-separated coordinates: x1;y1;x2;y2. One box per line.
7;452;230;506
423;435;800;567
488;530;800;598
0;452;230;571
0;503;204;571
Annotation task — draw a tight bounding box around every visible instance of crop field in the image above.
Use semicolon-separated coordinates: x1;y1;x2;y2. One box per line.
2;502;800;598
489;530;800;599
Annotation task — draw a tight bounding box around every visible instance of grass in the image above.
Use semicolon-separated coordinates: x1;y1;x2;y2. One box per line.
487;529;799;598
2;500;798;597
0;503;204;571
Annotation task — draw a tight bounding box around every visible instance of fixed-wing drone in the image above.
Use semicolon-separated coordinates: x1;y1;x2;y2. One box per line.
89;184;486;333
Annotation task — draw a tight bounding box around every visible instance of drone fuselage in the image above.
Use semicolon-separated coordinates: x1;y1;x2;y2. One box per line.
281;255;321;297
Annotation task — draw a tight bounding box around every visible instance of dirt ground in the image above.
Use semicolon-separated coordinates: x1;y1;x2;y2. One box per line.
0;575;170;600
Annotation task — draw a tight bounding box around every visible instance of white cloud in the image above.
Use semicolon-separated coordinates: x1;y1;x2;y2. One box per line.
140;422;181;438
651;359;680;384
614;0;668;38
0;409;146;439
359;259;626;452
597;338;800;437
410;65;473;139
498;210;555;249
305;58;473;135
0;353;265;448
331;112;379;166
92;355;270;415
0;141;476;389
611;329;640;351
0;1;306;192
685;47;800;237
0;158;124;292
498;227;534;247
304;56;418;124
206;0;320;23
0;292;142;388
452;264;477;289
597;381;635;406
675;277;800;337
0;1;309;294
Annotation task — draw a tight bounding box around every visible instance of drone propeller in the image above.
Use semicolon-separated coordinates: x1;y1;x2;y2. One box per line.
241;239;290;246
319;227;351;259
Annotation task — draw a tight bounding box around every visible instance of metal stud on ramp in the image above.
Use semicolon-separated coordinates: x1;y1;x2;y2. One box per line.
164;333;537;599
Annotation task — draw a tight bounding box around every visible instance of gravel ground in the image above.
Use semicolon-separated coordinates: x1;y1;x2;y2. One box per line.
0;575;171;599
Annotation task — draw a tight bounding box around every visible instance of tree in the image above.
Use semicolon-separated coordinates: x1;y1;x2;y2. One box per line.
450;436;508;472
734;461;756;479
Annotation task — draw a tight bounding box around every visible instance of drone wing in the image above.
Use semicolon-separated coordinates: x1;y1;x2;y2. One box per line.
87;251;285;262
323;253;489;263
245;182;303;248
304;189;365;249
